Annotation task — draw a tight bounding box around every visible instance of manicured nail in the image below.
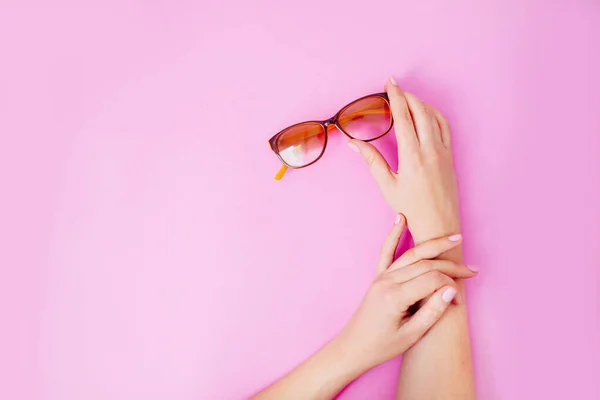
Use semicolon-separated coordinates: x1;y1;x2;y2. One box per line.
442;287;457;303
389;76;398;86
448;234;462;242
394;214;403;225
467;265;479;272
347;142;360;153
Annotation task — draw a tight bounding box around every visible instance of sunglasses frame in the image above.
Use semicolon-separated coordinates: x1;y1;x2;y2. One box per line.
268;92;393;170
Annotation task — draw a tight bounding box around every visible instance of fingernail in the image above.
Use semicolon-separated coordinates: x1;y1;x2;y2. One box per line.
347;141;360;153
442;287;457;303
394;214;403;225
389;76;397;86
467;265;479;272
448;234;462;242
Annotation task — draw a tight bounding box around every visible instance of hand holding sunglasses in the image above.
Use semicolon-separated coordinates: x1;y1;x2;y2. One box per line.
347;78;460;247
263;78;473;399
268;93;393;180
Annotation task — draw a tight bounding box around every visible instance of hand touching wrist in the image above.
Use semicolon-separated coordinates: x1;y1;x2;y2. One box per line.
408;210;461;246
251;216;477;400
333;216;477;373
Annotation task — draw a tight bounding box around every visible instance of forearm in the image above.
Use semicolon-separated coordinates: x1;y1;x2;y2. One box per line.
396;244;476;400
251;338;362;400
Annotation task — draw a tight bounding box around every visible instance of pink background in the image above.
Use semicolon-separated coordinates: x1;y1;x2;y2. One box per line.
1;1;599;399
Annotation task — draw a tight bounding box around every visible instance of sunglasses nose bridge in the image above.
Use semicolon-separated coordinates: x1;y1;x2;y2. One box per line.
324;118;338;132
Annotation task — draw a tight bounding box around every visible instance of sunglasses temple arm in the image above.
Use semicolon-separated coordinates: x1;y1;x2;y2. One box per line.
274;164;288;180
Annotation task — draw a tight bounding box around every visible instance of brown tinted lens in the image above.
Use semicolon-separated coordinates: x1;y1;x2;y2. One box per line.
338;96;391;140
276;122;326;167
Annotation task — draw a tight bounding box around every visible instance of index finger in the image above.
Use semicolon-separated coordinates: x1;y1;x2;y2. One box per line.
386;77;419;164
387;259;478;284
388;233;463;271
395;270;458;308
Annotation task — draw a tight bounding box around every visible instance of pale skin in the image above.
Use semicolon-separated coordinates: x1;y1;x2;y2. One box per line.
253;77;475;399
350;77;475;400
252;221;477;400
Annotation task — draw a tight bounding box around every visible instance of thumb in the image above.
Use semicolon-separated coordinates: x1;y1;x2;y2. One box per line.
397;286;456;349
348;139;395;192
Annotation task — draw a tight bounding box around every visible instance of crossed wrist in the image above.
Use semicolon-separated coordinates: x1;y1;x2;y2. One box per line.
409;218;461;245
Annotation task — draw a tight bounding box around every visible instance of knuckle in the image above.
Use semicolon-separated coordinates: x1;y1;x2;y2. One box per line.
379;286;400;307
372;277;387;289
393;100;412;120
437;261;456;275
365;153;376;166
383;290;396;305
416;260;433;274
417;104;429;118
375;277;395;292
403;248;417;261
424;103;437;115
428;271;447;286
401;108;413;122
433;260;454;275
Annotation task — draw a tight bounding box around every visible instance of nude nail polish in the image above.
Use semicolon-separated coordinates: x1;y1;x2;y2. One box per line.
442;287;457;303
448;234;462;242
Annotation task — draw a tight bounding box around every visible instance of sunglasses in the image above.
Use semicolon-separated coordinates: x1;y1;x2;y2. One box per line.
268;92;394;180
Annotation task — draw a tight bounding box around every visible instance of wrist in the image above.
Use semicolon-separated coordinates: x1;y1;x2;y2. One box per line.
319;337;366;384
257;339;363;400
282;338;364;400
410;218;461;245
